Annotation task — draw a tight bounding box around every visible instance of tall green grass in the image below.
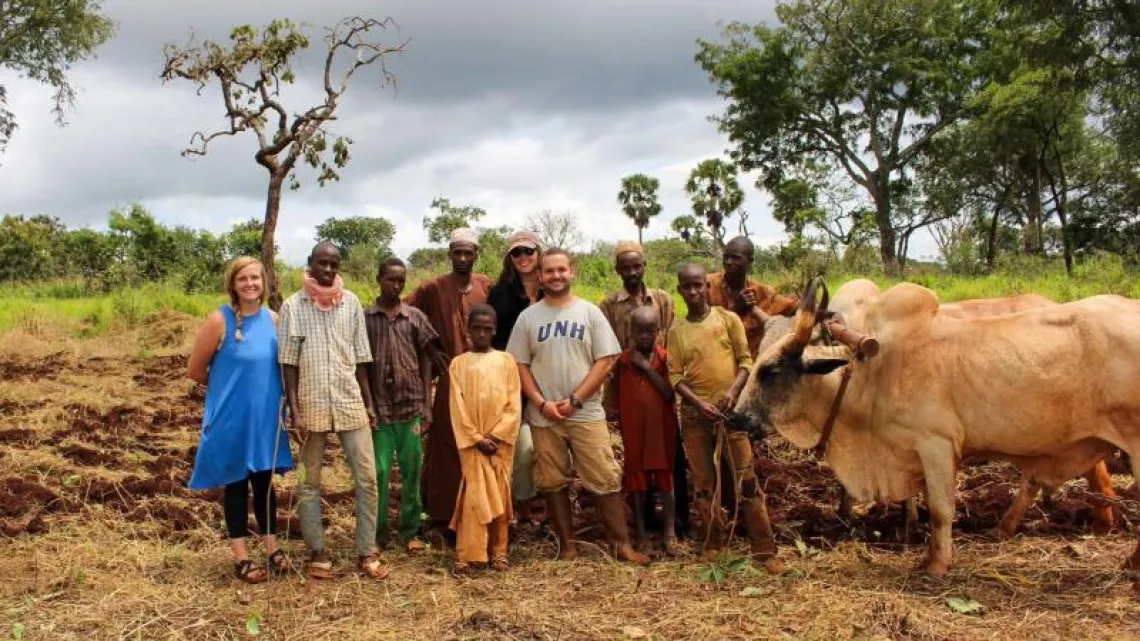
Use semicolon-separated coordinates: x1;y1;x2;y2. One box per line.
0;254;1136;337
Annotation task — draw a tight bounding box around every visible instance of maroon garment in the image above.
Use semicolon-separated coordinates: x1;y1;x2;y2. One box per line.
363;302;439;424
615;345;679;492
404;273;492;525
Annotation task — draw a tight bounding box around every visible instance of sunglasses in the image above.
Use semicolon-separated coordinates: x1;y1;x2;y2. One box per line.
509;246;537;258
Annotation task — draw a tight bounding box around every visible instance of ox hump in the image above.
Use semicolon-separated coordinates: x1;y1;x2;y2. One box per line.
865;283;939;336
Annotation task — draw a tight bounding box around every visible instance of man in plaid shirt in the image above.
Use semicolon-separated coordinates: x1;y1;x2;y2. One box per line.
279;241;387;580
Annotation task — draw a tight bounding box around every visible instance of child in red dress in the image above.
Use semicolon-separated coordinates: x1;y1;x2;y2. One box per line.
613;306;682;556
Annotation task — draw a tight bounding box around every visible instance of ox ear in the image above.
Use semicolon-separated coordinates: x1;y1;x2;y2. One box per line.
802;356;848;376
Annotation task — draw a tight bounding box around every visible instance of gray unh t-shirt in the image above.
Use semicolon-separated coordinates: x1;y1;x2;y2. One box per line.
506;297;621;427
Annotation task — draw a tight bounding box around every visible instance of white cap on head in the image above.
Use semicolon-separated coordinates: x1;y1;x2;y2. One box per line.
448;227;479;248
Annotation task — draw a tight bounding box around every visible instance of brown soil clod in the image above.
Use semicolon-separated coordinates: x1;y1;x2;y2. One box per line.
66;403;144;433
143;454;186;478
58;443;124;469
0;399;46;416
0;477;60;535
450;611;549;641
0;428;37;445
0;352;68;381
126;498;204;532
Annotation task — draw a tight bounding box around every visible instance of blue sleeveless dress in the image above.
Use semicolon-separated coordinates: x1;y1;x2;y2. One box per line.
188;306;294;490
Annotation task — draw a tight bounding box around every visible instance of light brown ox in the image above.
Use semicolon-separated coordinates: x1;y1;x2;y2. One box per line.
737;279;1140;575
751;287;1118;537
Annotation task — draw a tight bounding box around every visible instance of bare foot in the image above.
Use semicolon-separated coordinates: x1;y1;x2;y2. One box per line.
699;547;724;562
990;525;1016;542
614;543;651;566
634;536;652;554
558;542;579;561
1090;511;1114;537
924;558;950;576
762;557;786;575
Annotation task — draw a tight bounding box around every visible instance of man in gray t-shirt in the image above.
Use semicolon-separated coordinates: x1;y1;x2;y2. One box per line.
505;248;649;565
507;297;620;427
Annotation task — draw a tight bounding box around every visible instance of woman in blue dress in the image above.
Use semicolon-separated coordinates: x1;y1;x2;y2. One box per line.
187;256;295;584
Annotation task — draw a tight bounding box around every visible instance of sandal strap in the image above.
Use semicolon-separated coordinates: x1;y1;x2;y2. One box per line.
235;559;267;583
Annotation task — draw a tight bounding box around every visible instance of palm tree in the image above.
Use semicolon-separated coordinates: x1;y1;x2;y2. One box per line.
617;173;663;245
671;214;703;244
685;159;744;249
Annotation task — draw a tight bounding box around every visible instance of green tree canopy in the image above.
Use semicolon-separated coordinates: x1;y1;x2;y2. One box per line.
423;197;487;244
315;216;396;257
0;214;67;280
696;0;994;275
223;218;272;260
0;0;116;155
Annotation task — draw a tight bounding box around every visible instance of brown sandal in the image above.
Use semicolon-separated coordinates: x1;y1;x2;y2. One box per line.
307;553;336;580
267;549;293;575
357;554;390;580
235;559;268;584
490;556;510;572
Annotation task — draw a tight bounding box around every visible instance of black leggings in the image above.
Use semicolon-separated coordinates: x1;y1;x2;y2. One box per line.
223;470;277;540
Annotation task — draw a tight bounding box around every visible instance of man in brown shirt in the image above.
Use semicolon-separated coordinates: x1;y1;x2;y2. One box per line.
365;257;440;552
599;241;676;352
404;228;492;546
707;236;799;359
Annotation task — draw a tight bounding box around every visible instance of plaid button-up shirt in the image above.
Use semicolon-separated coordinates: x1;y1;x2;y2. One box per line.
364;302;439;424
278;289;373;433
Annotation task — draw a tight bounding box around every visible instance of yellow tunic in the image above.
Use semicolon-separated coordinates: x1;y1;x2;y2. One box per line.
447;350;522;562
666;306;752;404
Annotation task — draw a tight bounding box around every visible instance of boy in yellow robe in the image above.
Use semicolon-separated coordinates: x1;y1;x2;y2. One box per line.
448;303;522;574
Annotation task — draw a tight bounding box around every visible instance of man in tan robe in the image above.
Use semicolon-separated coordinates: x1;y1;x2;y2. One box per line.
448;304;522;573
405;228;492;546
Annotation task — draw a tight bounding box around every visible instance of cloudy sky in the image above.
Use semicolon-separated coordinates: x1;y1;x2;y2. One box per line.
1;0;937;265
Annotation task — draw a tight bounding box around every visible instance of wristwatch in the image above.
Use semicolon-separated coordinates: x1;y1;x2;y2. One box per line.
569;394;584;410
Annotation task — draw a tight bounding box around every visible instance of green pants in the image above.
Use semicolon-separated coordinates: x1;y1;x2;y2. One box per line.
372;417;423;544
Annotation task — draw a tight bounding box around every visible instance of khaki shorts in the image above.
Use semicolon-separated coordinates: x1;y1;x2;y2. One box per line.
531;419;622;495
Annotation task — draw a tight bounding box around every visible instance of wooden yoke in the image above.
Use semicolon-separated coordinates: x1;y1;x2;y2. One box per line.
823;313;880;360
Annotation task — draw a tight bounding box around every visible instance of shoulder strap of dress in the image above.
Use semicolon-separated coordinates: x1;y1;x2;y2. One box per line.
217;305;234;349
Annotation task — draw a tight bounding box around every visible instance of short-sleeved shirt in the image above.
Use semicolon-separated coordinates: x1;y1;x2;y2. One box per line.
598;284;675;350
706;272;798;358
278;289;372;432
666;306;752;404
506;297;622;427
363;301;439;424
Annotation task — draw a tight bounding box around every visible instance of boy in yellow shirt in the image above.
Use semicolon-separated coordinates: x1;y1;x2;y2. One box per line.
667;263;782;573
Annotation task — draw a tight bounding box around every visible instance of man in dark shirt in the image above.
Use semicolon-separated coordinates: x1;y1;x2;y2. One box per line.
365;257;440;552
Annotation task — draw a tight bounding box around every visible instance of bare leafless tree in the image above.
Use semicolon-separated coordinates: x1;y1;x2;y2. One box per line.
525;209;585;250
161;16;407;308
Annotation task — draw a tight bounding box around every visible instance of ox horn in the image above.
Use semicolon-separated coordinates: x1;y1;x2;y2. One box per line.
783;277;822;357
